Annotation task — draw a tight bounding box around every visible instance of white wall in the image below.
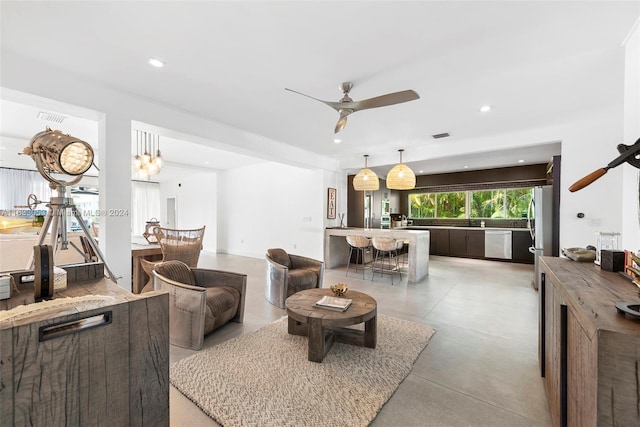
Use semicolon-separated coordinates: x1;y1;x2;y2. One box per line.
218;162;329;260
323;168;348;229
621;19;640;251
159;168;218;253
559;110;624;247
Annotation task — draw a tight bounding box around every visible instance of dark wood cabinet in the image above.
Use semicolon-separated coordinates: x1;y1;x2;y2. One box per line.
512;230;534;264
467;230;485;257
414;227;533;263
428;228;450;255
449;229;484;258
449;229;467;256
540;257;640;426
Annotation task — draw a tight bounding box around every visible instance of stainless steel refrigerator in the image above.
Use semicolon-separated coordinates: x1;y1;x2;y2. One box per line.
528;185;553;290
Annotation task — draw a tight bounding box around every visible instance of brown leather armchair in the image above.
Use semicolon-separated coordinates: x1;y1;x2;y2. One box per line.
153;260;246;350
265;248;324;309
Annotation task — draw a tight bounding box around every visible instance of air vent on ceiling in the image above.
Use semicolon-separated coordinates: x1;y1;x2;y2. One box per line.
37;111;67;124
432;132;450;139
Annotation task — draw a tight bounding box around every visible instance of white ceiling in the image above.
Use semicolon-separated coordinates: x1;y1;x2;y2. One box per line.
1;1;638;178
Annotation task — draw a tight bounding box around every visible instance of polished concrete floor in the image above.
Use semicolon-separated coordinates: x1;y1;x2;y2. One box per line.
169;253;552;426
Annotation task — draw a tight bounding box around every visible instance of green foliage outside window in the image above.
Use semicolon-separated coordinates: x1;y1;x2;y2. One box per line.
470;190;505;218
437;192;466;218
505;188;532;218
409;187;533;219
409;193;435;218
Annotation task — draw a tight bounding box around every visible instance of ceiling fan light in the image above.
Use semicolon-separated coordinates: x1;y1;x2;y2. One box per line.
335;116;348;133
386;149;416;190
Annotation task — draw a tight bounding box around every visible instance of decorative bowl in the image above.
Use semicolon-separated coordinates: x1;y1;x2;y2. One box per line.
330;283;348;297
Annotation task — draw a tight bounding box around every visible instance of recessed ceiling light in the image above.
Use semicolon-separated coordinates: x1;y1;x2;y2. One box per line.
479;105;492;113
204;161;210;165
518;159;525;163
463;165;469;169
148;58;165;68
418;170;424;174
333;138;341;144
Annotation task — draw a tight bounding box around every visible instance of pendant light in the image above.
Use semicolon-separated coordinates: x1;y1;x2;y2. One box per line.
353;154;379;191
386;149;415;190
133;130;163;179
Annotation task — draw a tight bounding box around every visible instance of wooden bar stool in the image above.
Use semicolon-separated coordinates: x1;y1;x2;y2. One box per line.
345;235;371;279
371;237;402;285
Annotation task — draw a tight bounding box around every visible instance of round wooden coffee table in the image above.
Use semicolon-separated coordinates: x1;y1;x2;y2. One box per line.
285;288;377;363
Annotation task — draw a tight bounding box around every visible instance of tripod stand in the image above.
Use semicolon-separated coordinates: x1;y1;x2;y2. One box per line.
25;184;118;283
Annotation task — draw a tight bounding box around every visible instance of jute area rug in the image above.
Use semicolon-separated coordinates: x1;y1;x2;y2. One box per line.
170;314;436;427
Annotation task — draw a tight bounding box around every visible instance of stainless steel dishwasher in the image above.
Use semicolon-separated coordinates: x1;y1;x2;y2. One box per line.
484;230;512;259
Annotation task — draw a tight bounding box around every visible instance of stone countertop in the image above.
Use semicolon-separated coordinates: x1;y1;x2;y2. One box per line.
395;225;530;232
325;227;429;236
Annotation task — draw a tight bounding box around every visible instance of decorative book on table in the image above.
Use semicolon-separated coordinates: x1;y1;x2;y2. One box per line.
315;295;352;312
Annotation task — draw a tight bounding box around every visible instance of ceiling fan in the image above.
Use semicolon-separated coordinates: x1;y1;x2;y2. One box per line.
285;82;420;133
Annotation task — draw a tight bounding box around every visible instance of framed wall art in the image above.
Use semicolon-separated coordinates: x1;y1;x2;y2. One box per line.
327;187;336;219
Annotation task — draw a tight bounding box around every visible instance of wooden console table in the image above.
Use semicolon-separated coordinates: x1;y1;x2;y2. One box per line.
539;256;640;426
0;273;169;426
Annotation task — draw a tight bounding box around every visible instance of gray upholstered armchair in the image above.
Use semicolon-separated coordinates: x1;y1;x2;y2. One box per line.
153;260;246;350
265;248;325;309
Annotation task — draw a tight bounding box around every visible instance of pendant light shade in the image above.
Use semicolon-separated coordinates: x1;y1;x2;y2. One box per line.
386;149;416;190
353;154;379;191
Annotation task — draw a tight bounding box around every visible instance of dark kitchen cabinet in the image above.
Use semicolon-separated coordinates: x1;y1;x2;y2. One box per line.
512;230;534;264
449;229;484;258
428;228;450;255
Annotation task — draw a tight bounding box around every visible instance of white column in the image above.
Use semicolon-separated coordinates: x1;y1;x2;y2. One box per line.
621;18;640;251
98;114;132;289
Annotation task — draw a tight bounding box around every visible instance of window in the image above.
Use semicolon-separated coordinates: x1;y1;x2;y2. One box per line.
436;192;466;218
409;193;435;218
409;187;533;219
505;188;532;218
131;181;161;236
470;190;505;218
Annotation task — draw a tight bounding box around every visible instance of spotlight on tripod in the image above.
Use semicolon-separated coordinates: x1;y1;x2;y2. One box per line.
22;127;118;282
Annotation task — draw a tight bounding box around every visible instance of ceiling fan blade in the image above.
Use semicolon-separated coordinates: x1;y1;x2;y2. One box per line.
334;109;353;133
348;90;420;112
335;116;348;133
284;88;342;112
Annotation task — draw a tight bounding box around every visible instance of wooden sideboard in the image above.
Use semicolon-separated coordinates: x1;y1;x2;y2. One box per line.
539;256;640;426
0;273;169;426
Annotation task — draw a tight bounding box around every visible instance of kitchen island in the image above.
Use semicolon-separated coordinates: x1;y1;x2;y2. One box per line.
324;227;430;282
